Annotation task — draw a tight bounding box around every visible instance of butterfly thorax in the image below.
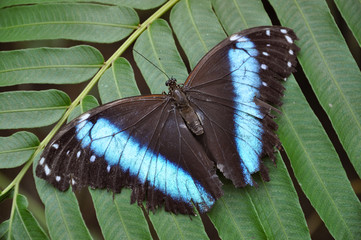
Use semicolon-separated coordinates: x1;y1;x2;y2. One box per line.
166;78;204;135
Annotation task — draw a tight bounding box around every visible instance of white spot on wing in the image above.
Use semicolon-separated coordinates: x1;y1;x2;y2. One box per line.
287;61;292;67
71;179;76;185
39;157;45;165
66;150;70;155
79;113;90;122
262;82;268;87
266;29;270;36
289;49;294;55
52;144;59;149
261;64;268;70
44;164;51;175
285;35;293;43
280;29;287;34
90;155;96;162
266;43;271;47
230;34;240;41
262;52;269;56
77;151;81;158
56;176;61;182
107;165;111;172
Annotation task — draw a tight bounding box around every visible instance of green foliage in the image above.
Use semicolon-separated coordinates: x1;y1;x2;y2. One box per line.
134;19;189;93
11;195;49;240
0;0;360;239
0;132;39;169
90;189;152;240
99;58;141;103
0;46;103;86
0;4;139;43
0;90;71;129
35;170;92;240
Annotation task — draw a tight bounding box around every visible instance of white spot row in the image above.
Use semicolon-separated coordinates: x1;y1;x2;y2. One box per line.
56;176;61;182
52;143;59;149
264;28;294;44
265;28;289;35
39;157;45;165
279;28;294;44
261;64;268;70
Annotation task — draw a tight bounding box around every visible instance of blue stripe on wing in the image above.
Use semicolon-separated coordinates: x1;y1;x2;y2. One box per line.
75;118;215;212
228;36;263;185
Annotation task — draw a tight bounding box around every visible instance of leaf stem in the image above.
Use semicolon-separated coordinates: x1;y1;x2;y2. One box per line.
7;183;19;239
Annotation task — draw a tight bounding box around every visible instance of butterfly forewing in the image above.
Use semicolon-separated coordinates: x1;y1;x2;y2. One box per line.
36;95;222;214
184;26;299;187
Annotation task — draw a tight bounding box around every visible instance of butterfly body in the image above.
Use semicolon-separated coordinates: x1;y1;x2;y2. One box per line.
166;78;204;135
36;26;299;214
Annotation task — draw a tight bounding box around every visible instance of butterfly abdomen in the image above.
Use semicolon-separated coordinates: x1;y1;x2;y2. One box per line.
169;79;204;135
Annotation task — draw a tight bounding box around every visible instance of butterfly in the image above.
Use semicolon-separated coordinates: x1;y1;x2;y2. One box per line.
36;26;299;215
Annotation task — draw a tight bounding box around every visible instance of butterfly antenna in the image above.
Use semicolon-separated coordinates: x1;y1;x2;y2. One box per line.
133;49;172;80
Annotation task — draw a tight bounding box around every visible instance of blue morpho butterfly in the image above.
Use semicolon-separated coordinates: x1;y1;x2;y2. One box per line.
36;26;299;215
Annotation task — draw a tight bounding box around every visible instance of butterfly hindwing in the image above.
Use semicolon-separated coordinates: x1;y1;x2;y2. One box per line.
184;26;299;187
36;95;222;214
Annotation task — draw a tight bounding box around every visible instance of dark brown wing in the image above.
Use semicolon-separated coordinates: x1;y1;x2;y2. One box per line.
184;26;299;187
36;95;222;214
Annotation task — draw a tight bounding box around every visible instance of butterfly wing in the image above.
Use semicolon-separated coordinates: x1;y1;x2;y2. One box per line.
184;26;299;187
36;95;223;214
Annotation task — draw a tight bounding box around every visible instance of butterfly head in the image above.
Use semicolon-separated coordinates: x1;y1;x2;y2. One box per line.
165;77;178;90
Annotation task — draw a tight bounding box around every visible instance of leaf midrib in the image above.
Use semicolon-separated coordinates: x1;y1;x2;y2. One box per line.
1;22;137;30
219;196;246;239
0;146;37;155
0;65;102;74
185;0;208;53
15;201;32;239
0;106;67;114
